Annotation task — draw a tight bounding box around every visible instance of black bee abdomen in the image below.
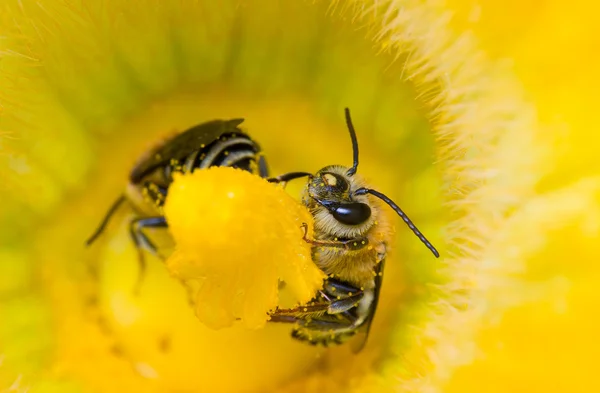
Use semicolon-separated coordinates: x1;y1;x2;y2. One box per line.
178;132;261;175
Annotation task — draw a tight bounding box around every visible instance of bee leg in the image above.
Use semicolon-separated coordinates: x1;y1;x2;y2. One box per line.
321;291;364;319
291;317;359;347
86;195;126;246
324;279;362;296
269;314;353;328
320;281;365;322
300;223;369;250
267;172;313;188
270;313;357;346
270;290;363;319
268;314;300;323
129;216;168;295
270;288;366;347
269;300;332;318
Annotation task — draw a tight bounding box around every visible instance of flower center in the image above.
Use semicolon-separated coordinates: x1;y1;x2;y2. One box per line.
1;1;460;392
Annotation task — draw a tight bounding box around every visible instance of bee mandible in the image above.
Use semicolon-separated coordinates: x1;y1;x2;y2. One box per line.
86;119;269;293
267;108;439;351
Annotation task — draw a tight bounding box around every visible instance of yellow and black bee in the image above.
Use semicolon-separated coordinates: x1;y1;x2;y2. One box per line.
86;118;269;291
267;108;439;351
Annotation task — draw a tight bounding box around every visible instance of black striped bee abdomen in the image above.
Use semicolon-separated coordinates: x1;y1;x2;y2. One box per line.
130;119;268;184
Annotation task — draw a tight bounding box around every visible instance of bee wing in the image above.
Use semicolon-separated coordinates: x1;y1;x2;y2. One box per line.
129;118;245;183
350;257;386;353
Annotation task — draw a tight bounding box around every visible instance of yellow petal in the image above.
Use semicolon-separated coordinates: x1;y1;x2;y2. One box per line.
9;0;597;392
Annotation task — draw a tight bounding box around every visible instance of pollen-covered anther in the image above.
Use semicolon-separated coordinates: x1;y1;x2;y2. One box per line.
163;167;325;330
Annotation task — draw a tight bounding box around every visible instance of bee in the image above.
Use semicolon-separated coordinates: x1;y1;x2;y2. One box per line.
267;108;439;352
86;118;269;292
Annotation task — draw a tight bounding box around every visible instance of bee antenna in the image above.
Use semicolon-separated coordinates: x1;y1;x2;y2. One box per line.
344;108;359;177
354;188;440;258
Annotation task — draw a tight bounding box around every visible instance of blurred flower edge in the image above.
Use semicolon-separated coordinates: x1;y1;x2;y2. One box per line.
1;0;598;393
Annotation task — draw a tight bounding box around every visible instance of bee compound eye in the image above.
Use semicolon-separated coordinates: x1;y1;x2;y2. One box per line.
332;202;371;225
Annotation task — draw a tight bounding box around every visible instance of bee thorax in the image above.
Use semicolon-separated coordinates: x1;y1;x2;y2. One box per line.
312;242;381;290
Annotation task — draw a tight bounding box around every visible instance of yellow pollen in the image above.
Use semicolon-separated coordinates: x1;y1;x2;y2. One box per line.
163;167;325;329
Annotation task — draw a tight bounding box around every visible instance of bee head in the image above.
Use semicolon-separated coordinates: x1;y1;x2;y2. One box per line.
306;166;372;226
306;108;440;257
304;108;371;227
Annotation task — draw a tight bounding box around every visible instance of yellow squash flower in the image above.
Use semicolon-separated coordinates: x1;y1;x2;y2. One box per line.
1;1;597;392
